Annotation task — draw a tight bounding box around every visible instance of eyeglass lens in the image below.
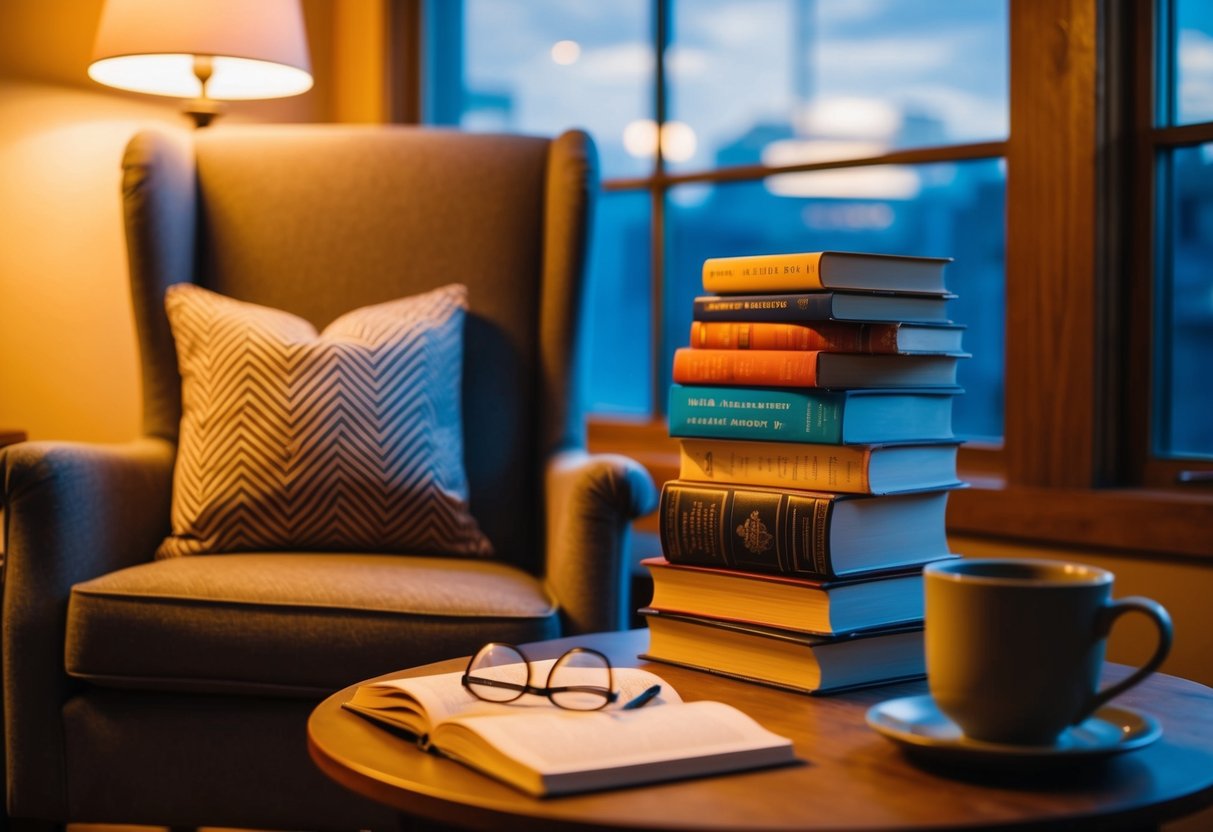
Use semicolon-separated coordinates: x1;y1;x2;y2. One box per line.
464;643;615;711
465;643;529;702
548;648;612;710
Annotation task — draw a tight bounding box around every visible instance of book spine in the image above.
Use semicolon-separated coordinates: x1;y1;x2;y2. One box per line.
672;348;821;387
659;481;836;577
692;294;839;322
690;320;899;352
679;439;873;492
667;385;847;444
702;252;825;293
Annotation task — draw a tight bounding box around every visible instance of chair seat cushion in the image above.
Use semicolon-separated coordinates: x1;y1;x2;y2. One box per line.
66;553;561;697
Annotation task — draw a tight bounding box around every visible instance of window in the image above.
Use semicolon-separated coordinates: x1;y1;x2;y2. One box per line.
411;0;1213;557
1148;0;1213;470
424;0;1008;439
424;0;657;414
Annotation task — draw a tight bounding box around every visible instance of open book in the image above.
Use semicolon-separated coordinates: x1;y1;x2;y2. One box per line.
343;659;795;797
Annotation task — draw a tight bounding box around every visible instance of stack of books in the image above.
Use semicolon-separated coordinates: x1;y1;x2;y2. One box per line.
640;250;968;695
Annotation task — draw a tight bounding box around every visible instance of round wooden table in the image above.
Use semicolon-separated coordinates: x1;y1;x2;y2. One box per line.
308;629;1213;831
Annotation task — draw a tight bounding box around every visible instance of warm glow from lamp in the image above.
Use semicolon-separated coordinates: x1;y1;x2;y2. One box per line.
88;0;312;127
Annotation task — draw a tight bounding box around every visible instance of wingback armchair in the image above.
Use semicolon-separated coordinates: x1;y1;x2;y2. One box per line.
0;126;656;830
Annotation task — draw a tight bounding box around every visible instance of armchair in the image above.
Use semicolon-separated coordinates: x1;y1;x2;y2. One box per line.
1;126;656;829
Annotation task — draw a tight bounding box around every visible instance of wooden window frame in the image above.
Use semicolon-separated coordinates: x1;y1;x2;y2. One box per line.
1129;0;1213;490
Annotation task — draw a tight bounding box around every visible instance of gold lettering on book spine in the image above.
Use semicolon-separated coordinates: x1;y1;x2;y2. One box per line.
735;510;774;555
813;498;830;575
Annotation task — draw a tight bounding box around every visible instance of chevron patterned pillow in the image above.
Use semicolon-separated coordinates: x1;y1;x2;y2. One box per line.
158;282;492;559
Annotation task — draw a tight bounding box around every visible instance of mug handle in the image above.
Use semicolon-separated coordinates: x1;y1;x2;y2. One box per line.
1080;596;1173;721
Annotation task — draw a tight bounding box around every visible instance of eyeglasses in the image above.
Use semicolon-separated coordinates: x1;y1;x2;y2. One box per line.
461;642;660;712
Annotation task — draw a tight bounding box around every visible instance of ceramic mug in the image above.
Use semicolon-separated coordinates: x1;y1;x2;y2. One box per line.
924;558;1172;745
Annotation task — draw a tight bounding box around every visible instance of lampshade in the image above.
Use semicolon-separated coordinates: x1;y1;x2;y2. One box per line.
89;0;312;123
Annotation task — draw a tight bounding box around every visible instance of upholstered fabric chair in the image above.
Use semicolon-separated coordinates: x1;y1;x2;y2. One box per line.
0;126;656;829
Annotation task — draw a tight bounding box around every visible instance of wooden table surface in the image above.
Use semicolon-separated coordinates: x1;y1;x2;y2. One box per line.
308;628;1213;832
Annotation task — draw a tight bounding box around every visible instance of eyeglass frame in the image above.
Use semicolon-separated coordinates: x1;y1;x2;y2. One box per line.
460;642;620;711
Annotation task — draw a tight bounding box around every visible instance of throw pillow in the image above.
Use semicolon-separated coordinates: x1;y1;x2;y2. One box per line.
158;282;493;559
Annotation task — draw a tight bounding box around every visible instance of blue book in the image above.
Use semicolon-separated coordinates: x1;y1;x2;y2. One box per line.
667;384;958;445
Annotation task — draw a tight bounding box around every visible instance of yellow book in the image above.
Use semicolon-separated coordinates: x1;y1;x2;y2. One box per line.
702;250;951;295
640;606;926;693
678;437;962;495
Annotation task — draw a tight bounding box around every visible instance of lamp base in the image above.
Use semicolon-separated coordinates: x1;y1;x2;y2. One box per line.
183;97;224;128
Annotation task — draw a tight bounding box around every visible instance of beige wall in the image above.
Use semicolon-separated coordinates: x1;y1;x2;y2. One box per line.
0;0;345;443
0;82;181;442
332;0;390;123
950;535;1213;688
949;537;1213;832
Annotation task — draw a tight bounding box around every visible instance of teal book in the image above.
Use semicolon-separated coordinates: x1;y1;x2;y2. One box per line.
667;384;958;445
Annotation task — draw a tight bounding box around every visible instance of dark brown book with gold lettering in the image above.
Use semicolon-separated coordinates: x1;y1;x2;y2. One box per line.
658;480;955;579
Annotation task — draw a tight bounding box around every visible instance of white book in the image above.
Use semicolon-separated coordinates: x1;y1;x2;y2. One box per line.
342;660;795;797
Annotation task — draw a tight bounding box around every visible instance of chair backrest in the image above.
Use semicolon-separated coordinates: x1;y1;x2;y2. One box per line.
120;125;598;567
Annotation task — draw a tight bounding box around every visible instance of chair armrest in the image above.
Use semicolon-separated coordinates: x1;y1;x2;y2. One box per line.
1;437;174;819
2;437;176;580
544;449;658;635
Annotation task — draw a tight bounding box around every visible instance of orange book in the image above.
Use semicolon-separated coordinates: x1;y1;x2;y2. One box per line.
692;320;884;352
689;321;965;354
670;348;962;388
673;347;825;386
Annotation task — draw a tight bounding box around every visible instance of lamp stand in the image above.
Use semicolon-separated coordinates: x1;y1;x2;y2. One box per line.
183;54;224;128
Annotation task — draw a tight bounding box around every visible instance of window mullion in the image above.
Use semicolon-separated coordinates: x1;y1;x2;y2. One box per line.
1125;0;1160;485
1005;0;1102;488
602;141;1006;192
650;0;669;417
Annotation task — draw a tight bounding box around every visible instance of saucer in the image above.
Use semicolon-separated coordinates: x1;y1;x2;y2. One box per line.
866;694;1161;766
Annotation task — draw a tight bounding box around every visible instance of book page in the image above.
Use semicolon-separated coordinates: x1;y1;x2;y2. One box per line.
437;700;788;775
350;661;680;732
349;669;469;732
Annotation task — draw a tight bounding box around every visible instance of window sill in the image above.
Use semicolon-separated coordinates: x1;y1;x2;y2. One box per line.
589;417;1213;560
947;482;1213;560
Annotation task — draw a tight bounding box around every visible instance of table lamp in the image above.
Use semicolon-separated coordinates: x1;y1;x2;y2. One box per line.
88;0;313;127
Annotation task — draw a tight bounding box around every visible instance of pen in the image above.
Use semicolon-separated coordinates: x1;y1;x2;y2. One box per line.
621;684;661;710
